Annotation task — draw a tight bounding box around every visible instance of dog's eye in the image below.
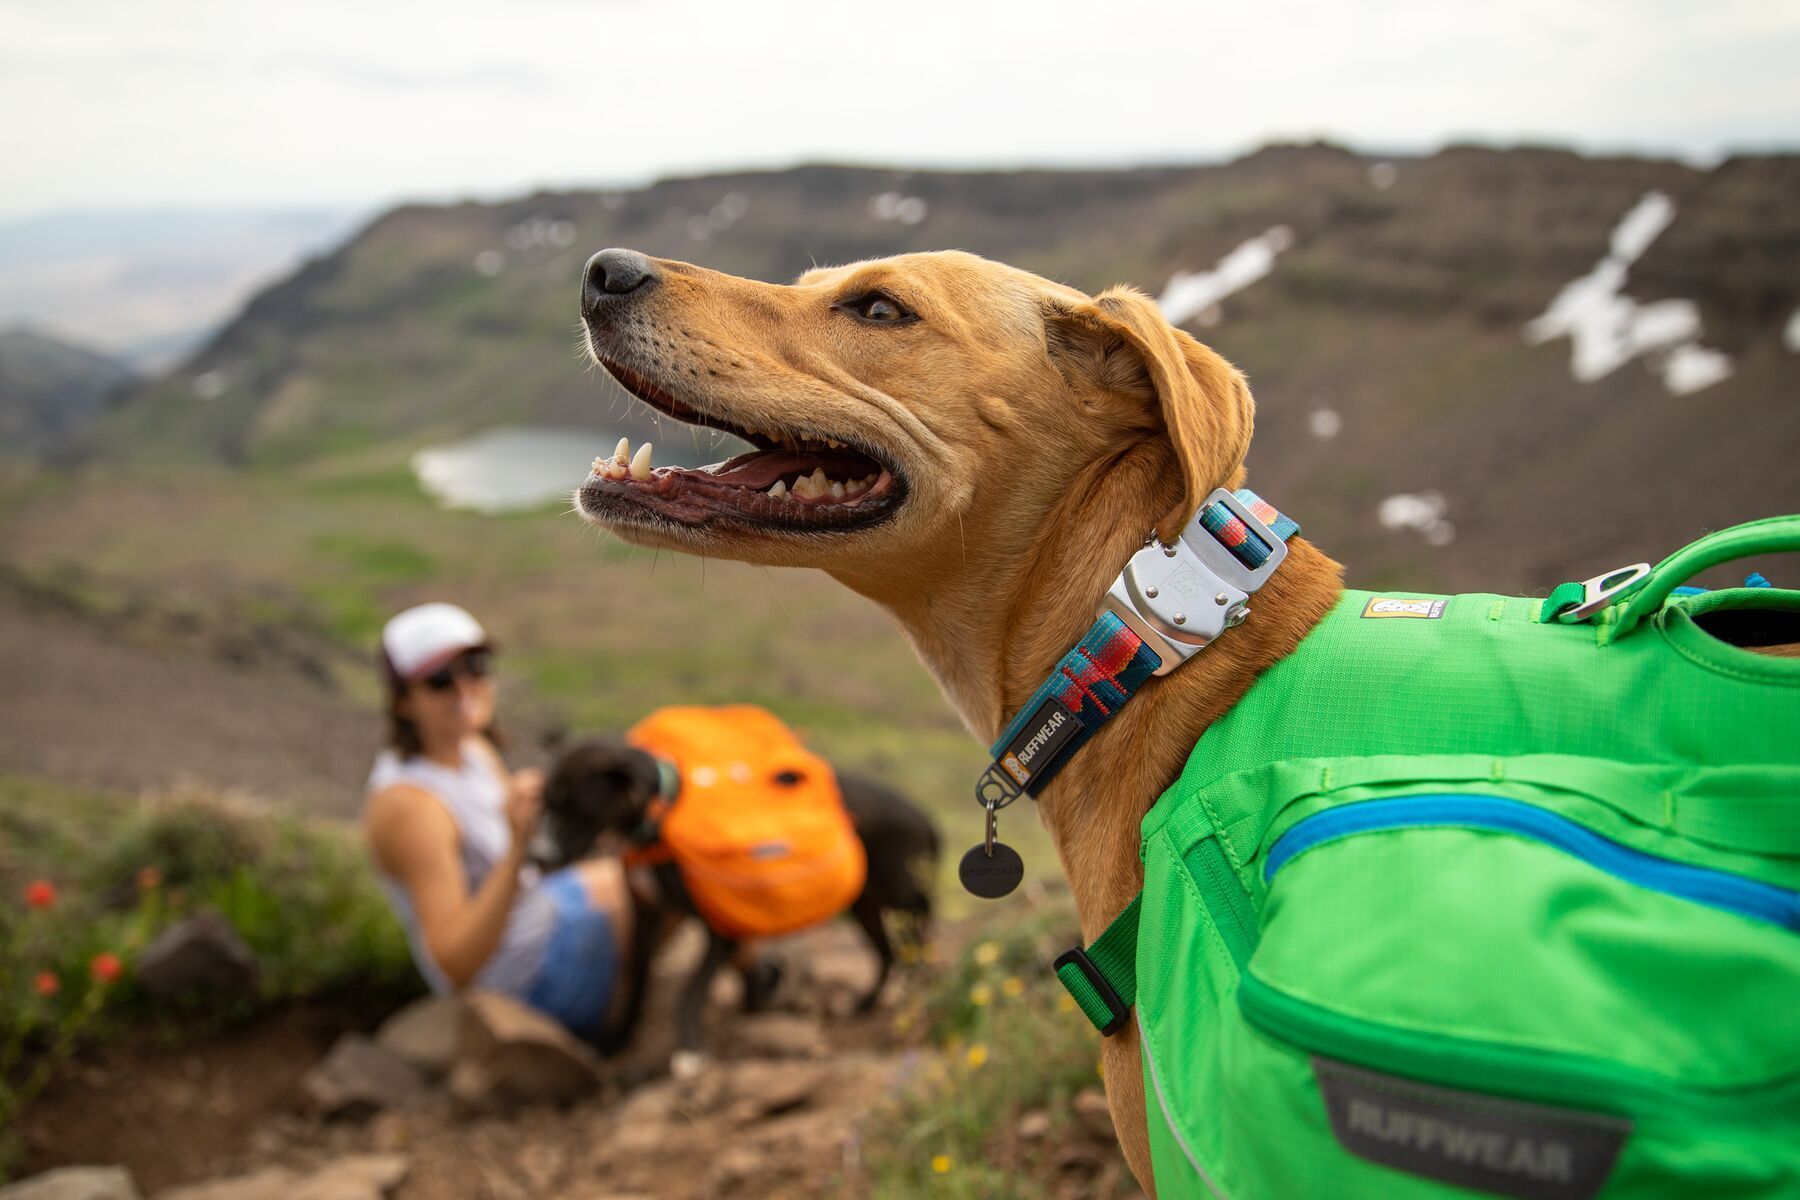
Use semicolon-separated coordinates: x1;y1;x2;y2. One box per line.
838;292;916;325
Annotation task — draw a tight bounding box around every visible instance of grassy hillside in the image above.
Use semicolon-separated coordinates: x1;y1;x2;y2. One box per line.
0;328;135;458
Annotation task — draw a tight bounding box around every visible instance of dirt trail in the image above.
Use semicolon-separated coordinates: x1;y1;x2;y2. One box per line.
17;924;933;1199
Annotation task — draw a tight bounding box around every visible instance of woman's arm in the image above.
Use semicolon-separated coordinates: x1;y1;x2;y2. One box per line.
364;778;540;991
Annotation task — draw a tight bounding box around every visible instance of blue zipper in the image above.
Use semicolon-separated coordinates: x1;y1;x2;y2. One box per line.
1263;794;1800;932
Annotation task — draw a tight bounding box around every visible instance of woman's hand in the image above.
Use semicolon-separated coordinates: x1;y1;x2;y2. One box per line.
505;768;545;850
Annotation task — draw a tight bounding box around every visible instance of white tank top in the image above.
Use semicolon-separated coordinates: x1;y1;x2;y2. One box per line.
367;740;553;995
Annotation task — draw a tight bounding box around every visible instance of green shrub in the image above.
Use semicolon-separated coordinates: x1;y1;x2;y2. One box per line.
2;779;420;1050
863;892;1132;1199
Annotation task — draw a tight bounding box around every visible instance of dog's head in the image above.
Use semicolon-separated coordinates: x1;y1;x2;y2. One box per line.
575;248;1253;579
530;737;663;871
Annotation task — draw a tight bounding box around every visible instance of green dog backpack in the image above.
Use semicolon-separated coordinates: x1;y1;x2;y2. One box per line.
1059;516;1800;1200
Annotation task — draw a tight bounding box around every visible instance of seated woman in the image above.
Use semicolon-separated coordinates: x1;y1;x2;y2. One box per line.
362;602;629;1040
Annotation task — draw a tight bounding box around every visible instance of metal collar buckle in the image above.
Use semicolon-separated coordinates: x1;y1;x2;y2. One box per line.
1562;561;1652;623
1099;488;1287;676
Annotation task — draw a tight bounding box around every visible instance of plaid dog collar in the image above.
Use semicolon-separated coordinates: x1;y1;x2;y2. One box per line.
960;488;1298;897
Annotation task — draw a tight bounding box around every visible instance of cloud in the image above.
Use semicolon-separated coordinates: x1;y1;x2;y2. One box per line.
1;0;1796;217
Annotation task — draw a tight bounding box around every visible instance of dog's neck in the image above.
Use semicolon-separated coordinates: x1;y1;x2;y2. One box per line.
838;446;1345;937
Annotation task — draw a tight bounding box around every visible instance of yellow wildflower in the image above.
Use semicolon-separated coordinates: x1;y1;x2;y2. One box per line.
969;983;993;1007
1001;975;1024;997
966;1043;989;1068
973;940;1001;966
931;1155;953;1174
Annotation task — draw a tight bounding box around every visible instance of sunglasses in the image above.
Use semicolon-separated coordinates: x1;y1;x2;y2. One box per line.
420;648;493;692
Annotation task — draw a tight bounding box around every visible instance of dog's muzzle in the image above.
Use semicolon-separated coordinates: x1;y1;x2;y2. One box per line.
582;248;658;319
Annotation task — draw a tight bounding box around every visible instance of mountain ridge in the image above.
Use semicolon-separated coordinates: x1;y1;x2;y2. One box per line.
85;142;1800;590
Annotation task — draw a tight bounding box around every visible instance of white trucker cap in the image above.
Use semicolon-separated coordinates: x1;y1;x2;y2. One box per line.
381;602;489;681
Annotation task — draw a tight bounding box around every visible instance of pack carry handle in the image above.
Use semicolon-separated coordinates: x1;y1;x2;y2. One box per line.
1604;514;1800;642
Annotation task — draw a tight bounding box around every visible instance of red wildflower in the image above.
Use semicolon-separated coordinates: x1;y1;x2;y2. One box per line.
136;866;164;891
34;972;61;997
89;952;123;984
23;879;57;910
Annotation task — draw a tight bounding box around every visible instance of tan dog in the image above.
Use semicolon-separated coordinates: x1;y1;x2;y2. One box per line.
574;246;1346;1190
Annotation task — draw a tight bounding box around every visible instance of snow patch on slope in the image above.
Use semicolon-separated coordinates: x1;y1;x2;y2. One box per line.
1157;226;1293;328
1523;192;1732;396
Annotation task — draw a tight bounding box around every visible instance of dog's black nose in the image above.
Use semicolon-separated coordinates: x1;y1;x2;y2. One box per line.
582;248;656;313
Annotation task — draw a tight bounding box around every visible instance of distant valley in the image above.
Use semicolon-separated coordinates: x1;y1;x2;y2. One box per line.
0;205;360;369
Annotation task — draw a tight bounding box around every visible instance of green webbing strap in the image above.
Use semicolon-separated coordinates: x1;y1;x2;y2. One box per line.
1055;893;1142;1036
1540;580;1588;623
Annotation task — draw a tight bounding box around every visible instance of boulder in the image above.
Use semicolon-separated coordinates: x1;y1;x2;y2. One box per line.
156;1156;407;1200
731;1013;827;1060
679;1059;824;1121
1072;1087;1116;1141
707;1145;768;1192
299;1034;427;1118
155;1170;293;1200
0;1167;142;1200
372;995;463;1079
446;991;602;1112
290;1156;410;1200
133;912;258;1002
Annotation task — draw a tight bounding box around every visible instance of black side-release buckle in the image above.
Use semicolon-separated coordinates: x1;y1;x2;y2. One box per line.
1053;946;1131;1037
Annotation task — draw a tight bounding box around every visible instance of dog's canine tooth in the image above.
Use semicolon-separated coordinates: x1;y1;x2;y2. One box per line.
768;479;788;498
614;436;630;463
630;442;654;480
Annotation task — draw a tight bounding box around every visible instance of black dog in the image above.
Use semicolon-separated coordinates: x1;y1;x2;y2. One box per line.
530;737;939;1072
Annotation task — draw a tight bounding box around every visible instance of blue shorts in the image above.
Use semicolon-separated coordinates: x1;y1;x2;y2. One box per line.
522;870;618;1038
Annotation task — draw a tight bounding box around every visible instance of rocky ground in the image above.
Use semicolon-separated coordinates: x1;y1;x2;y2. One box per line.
8;922;1134;1200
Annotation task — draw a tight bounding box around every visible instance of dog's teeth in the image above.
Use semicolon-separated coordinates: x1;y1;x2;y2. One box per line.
630;442;653;480
591;456;606;474
829;480;846;499
614;437;630;463
768;479;787;498
845;478;867;496
792;472;824;500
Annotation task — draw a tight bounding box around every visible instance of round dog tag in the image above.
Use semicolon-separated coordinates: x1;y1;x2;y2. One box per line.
959;841;1024;898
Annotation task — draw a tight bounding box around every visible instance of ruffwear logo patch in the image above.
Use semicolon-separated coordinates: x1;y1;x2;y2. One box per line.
997;697;1081;789
1362;596;1446;620
1313;1057;1628;1200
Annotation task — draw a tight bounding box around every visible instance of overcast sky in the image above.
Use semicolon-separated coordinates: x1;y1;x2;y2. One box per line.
3;0;1797;219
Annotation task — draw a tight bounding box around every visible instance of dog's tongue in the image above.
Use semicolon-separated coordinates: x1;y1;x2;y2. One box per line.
702;448;875;489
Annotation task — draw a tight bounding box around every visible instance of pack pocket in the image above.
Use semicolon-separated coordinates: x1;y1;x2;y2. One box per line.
1231;792;1800;1198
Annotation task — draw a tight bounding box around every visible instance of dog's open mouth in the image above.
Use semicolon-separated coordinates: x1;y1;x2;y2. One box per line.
577;358;906;533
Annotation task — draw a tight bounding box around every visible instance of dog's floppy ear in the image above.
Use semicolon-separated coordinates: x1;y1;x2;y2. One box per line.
1047;286;1254;543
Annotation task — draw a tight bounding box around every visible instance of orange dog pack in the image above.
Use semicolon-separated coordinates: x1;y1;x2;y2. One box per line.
625;705;867;939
